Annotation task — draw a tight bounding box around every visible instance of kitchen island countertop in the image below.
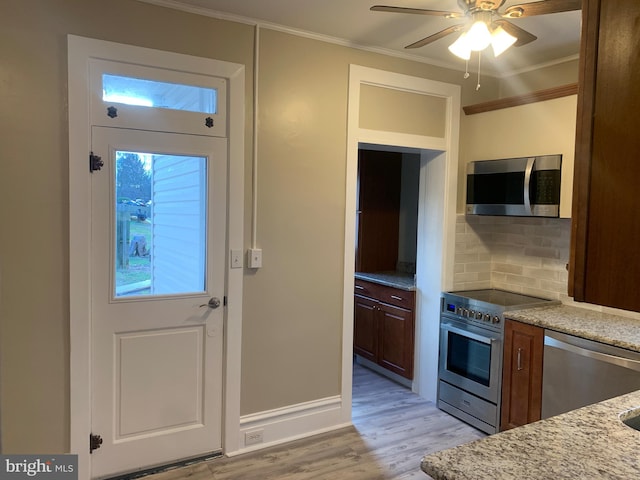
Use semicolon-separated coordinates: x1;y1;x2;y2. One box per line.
422;303;640;479
422;388;640;479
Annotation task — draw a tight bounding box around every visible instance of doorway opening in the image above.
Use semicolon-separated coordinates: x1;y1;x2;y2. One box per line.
353;145;420;389
342;63;461;428
349;141;449;411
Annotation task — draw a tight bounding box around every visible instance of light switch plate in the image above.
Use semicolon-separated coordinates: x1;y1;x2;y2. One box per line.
230;249;243;269
248;248;262;268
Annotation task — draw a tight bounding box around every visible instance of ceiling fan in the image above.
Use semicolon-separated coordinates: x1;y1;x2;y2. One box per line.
370;0;582;59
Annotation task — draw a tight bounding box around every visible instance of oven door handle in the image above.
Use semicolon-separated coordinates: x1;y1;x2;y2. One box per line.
441;322;497;345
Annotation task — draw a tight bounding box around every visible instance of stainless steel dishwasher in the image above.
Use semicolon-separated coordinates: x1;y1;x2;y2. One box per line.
542;330;640;419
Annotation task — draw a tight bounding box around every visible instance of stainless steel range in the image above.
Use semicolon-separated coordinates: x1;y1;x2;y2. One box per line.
438;289;558;434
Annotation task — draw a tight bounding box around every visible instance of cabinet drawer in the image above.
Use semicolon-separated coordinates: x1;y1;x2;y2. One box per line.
354;279;414;310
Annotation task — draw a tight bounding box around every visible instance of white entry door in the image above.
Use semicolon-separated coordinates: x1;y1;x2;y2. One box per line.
90;126;227;478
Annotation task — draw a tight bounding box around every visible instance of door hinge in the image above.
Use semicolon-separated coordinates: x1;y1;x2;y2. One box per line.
89;433;103;453
90;152;104;173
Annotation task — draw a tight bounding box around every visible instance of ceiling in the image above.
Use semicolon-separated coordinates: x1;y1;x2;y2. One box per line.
155;0;582;76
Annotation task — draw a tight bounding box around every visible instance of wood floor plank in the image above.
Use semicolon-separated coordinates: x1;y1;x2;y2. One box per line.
143;364;485;480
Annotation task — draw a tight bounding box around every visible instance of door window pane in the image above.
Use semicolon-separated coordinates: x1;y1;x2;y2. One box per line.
115;151;207;297
103;74;217;114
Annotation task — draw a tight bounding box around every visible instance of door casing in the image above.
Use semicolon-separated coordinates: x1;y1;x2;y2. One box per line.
68;35;245;479
343;65;461;417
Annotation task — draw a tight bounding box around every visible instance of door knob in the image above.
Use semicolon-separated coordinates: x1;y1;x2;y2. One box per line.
200;297;221;309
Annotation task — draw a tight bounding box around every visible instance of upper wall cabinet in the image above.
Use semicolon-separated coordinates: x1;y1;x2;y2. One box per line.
570;0;640;312
356;149;402;273
461;95;577;218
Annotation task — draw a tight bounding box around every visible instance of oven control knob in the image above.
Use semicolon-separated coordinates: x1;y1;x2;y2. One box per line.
492;315;501;324
469;310;475;318
462;309;469;317
483;313;491;322
476;311;483;320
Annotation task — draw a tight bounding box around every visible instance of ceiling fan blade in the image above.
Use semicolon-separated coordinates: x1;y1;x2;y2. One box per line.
371;5;464;18
494;19;537;46
405;24;466;49
501;0;582;18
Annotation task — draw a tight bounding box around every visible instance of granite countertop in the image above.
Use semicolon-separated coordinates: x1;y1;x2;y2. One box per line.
354;271;416;291
422;389;640;479
505;304;640;353
421;304;640;479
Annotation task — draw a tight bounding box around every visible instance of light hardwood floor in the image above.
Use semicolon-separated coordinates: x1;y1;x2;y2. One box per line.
144;363;485;480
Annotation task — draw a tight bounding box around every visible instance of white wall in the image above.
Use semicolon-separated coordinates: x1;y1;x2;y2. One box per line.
499;59;579;98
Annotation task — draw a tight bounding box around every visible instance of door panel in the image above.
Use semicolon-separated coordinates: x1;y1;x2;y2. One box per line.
90;127;226;478
379;303;414;379
116;327;204;438
353;294;378;362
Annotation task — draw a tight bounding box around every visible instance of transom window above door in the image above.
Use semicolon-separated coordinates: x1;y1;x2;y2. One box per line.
90;59;227;137
102;74;218;114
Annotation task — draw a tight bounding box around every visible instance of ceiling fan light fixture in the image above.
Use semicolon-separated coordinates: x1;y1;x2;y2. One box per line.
491;26;517;57
466;19;492;51
448;32;471;60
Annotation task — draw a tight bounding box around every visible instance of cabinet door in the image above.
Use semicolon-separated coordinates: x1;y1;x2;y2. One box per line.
570;0;640;312
356;149;401;272
500;320;543;431
353;294;378;363
378;302;414;379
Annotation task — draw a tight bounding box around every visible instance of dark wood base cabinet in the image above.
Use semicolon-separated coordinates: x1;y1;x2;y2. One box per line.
353;279;415;380
500;320;544;431
353;295;378;364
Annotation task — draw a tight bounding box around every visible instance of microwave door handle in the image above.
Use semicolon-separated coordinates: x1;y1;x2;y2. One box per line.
523;157;535;215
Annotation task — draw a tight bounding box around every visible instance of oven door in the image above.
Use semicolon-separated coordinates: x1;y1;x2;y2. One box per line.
439;317;502;403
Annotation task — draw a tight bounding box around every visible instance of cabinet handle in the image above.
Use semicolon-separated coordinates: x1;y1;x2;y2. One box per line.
391;295;403;301
517;348;523;371
355;285;364;290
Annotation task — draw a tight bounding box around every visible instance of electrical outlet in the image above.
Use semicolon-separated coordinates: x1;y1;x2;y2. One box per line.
244;429;264;446
248;248;262;268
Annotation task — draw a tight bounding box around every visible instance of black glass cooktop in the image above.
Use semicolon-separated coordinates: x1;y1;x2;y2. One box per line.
447;288;553;308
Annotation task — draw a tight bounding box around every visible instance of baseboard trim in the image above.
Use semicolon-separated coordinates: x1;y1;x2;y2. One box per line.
228;395;350;456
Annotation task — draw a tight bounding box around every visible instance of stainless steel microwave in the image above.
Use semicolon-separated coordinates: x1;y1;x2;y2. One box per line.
466;155;562;217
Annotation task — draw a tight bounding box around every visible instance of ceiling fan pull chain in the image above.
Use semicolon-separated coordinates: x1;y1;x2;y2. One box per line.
476;52;482;91
464;59;470;79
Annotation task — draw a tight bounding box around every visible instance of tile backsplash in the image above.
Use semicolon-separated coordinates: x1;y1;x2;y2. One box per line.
453;214;640;320
453;214;571;300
